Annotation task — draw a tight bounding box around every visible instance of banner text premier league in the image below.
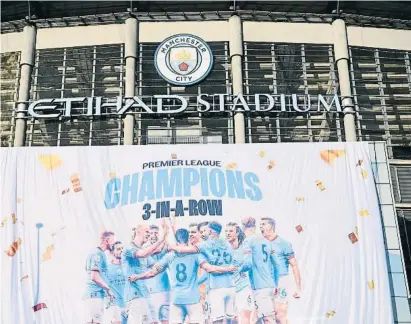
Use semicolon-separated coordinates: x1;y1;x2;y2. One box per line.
104;159;263;220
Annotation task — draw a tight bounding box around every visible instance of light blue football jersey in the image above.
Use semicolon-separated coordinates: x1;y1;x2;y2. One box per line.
157;251;206;305
83;247;108;299
240;235;277;290
105;262;126;308
271;236;295;277
146;248;170;294
232;244;250;293
196;238;235;290
122;243;150;302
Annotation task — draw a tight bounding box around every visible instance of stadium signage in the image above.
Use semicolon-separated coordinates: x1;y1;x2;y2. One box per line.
26;93;342;119
154;34;214;86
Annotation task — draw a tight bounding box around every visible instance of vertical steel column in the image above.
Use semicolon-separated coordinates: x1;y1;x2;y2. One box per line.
332;17;357;142
229;14;245;144
124;16;138;145
14;24;36;147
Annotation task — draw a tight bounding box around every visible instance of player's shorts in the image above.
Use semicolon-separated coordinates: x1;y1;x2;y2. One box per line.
235;286;253;313
149;291;170;321
127;298;152;324
275;274;294;304
203;291;211;321
105;305;127;323
84;298;104;323
208;287;236;321
252;287;275;319
169;303;204;323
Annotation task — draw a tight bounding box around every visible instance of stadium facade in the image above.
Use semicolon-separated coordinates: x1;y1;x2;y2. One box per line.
1;1;411;322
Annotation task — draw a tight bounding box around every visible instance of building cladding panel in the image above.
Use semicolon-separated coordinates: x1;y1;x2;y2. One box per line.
1;2;411;321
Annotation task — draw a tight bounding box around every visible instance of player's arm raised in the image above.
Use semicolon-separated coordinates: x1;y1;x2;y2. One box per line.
134;225;168;258
200;261;237;274
167;243;198;254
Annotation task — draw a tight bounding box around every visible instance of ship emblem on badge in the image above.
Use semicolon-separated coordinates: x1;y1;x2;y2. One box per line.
155;34;213;86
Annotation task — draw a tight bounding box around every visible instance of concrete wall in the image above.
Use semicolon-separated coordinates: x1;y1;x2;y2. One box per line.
2;21;411;53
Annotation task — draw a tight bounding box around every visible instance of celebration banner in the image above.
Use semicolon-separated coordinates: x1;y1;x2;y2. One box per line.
1;143;393;324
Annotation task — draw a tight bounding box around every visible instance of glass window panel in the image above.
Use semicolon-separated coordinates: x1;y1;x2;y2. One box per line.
27;44;124;146
0;52;20;147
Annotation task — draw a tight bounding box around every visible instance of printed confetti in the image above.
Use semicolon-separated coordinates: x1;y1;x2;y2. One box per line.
368;280;375;290
42;245;55;262
226;163;238;170
17;197;22;204
5;238;22;257
295;225;303;233
326;310;336;318
348;232;358;244
296;197;305;202
12;213;17;224
171;153;178;160
267;160;275;170
359;210;369;217
1;216;7;228
39;154;63;170
70;173;83;193
20;275;29;282
320;150;345;165
361;169;368;179
356;160;363;166
315;180;326;191
33;303;48;312
61;188;70;195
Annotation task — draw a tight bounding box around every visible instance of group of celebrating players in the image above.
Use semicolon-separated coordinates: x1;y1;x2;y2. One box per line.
83;217;301;324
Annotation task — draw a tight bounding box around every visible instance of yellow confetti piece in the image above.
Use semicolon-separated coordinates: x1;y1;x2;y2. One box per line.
368;280;375;290
12;213;17;224
326;310;336;318
296;197;305;201
315;180;326;191
259;151;265;158
1;217;8;228
267;160;275;170
320;150;346;165
42;245;55;262
361;169;368;179
359;210;369;217
109;172;116;178
355;226;359;236
39;155;63;170
17;197;22;204
226;163;238;170
356;160;363;166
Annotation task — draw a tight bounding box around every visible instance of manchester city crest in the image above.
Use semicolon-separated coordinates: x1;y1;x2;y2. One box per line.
155;34;213;86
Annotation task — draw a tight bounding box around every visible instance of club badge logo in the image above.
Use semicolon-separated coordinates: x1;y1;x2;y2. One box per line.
155;34;213;86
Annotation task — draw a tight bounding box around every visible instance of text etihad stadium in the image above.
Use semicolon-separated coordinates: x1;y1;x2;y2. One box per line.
25;93;342;119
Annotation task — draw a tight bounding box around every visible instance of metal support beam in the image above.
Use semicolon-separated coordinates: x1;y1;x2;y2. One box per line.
229;14;245;144
14;24;36;147
124;16;138;145
332;18;357;142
